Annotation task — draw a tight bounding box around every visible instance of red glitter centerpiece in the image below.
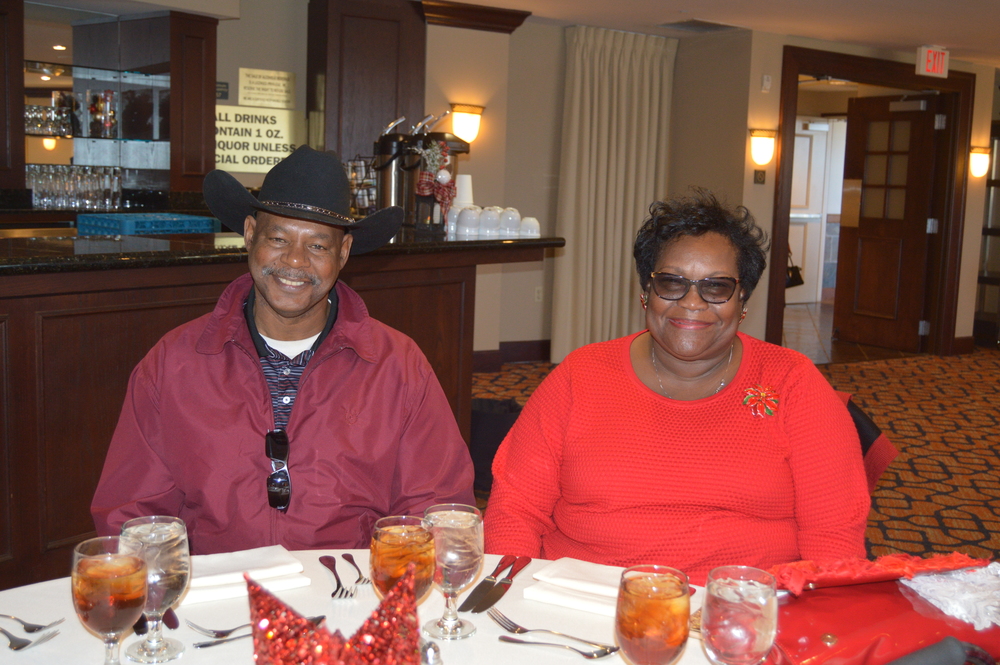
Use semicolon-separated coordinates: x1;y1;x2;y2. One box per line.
246;564;420;665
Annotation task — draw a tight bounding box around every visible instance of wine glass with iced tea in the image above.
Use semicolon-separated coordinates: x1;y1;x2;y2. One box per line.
421;504;483;640
72;536;148;665
120;516;190;663
615;565;690;665
370;515;435;602
701;566;777;665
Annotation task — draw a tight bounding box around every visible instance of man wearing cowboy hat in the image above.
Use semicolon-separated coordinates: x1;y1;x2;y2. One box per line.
92;146;475;555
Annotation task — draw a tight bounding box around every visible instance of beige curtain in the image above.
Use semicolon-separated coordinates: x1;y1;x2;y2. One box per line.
550;26;676;363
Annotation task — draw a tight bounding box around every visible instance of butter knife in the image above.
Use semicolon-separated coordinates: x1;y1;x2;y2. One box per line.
471;556;532;613
458;554;516;612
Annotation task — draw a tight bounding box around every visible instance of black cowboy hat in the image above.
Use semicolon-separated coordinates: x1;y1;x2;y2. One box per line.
203;145;402;255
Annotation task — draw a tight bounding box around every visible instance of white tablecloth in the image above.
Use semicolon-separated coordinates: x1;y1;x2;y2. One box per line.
0;550;710;664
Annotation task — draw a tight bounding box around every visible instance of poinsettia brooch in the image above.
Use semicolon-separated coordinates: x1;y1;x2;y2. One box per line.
744;385;779;417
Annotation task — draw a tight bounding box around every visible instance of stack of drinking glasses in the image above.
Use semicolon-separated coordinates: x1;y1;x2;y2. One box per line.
24;105;72;136
26;164;122;211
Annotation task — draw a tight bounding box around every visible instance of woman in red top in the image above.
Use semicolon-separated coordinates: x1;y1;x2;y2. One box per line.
484;192;869;584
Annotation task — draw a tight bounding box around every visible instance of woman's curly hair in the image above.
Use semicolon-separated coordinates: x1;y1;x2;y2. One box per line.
633;190;770;302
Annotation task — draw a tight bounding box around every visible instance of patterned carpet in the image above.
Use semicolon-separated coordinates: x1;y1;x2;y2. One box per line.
471;348;1000;560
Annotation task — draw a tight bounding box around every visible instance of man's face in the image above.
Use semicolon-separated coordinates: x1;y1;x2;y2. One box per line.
244;211;353;339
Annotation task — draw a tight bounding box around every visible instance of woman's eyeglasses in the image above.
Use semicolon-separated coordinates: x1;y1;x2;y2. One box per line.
649;272;740;304
265;430;291;511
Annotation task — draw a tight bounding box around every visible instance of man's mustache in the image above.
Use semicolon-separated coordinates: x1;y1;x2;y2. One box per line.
261;266;321;286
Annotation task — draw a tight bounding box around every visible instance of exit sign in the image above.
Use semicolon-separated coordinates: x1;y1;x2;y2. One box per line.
916;45;949;78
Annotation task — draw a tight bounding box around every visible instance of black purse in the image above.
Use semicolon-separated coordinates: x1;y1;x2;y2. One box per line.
786;248;804;288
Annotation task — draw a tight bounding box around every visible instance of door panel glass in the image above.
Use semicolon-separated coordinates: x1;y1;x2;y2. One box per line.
865;155;887;185
888;155;909;186
887;189;906;220
862;187;885;218
868;121;890;152
891;121;911;152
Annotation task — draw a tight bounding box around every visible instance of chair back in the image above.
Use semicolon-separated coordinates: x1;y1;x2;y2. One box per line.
836;391;898;493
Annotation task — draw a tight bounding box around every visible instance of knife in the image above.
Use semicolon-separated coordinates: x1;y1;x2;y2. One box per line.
471;556;532;613
458;554;516;612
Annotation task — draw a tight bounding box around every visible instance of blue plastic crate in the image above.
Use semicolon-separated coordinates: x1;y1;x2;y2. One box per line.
76;213;219;236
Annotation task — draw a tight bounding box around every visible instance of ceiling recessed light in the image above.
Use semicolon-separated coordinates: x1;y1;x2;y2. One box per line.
52;45;67;51
40;75;51;81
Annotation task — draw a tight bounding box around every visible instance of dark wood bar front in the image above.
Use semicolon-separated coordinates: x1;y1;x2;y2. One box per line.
0;233;563;589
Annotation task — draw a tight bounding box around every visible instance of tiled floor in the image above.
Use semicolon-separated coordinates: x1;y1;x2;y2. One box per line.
782;301;922;365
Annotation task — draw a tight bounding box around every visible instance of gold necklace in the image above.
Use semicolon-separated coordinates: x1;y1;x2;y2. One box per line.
650;339;734;400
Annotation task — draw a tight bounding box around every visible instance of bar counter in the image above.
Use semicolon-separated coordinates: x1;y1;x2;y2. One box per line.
0;230;564;590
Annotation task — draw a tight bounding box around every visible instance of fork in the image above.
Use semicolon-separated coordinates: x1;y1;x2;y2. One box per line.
185;619;252;639
319;555;356;598
192;616;325;648
0;626;59;651
341;553;372;585
0;614;65;633
498;635;619;659
487;608;616;650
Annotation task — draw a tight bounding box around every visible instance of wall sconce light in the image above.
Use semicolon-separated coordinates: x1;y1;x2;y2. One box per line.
970;146;991;178
450;104;484;143
42;138;58;151
749;129;777;166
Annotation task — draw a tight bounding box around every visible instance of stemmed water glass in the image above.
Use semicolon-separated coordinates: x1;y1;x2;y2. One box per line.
120;516;191;663
72;536;148;665
701;566;778;665
421;504;483;640
370;515;436;603
615;565;690;665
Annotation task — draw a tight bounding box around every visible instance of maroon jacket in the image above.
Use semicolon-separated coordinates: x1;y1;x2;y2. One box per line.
92;274;474;554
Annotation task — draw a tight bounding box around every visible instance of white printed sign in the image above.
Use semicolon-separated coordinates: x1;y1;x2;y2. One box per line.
238;68;295;109
215;105;301;173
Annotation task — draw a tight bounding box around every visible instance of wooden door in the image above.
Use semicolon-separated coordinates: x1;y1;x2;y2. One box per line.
832;95;939;352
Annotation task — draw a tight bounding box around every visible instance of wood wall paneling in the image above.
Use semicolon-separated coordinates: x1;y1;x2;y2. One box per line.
307;0;425;160
37;298;222;553
0;315;10;565
0;263;247;589
0;0;26;190
170;12;218;191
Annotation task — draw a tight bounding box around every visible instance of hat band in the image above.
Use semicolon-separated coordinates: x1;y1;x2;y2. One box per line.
260;200;355;225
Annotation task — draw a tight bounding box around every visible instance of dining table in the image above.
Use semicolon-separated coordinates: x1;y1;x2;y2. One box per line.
0;549;710;664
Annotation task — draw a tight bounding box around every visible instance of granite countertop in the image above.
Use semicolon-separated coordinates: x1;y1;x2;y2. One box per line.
0;230;564;275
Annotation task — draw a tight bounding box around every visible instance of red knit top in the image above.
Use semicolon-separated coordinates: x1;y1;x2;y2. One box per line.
483;331;869;585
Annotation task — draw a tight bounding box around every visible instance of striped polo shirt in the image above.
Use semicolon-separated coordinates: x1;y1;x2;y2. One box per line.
243;287;339;431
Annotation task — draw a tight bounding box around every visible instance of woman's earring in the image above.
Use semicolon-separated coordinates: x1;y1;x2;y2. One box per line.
640;294;648;310
740;308;747;323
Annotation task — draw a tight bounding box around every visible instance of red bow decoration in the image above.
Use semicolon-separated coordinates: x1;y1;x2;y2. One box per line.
743;384;779;417
247;564;420;664
769;551;990;596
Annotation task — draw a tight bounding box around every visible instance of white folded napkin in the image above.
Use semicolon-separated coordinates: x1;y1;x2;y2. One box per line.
523;558;624;617
180;545;310;606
